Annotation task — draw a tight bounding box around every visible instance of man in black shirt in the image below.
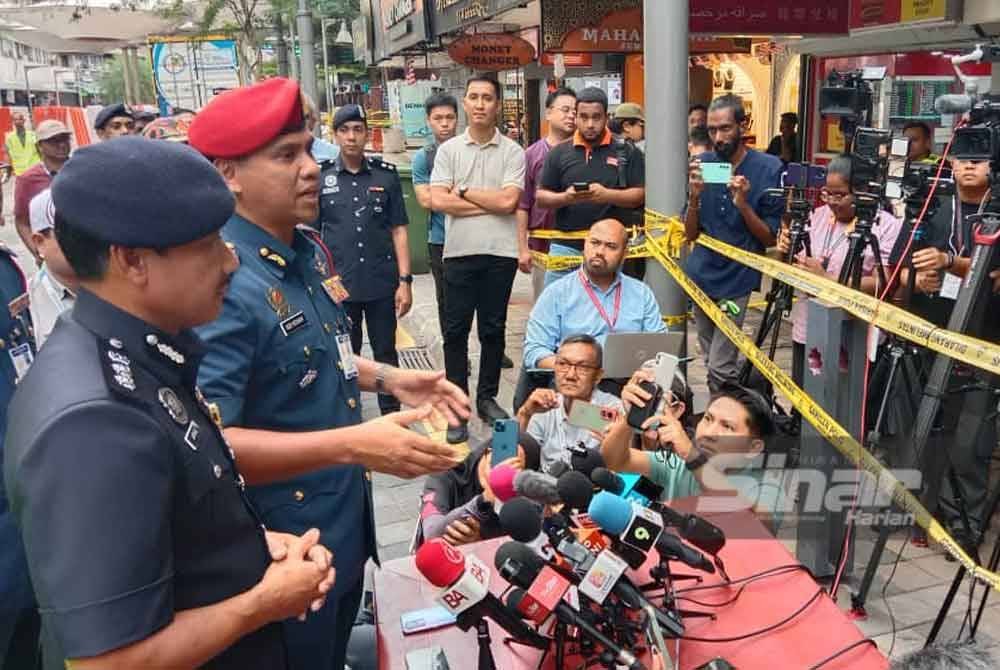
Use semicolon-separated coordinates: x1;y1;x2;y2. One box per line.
535;87;645;286
888;157;999;548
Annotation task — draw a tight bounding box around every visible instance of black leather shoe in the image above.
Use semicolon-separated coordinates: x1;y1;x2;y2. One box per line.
447;422;469;444
501;354;514;369
477;398;510;424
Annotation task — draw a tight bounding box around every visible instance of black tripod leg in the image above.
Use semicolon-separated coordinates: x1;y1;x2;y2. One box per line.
971;532;1000;639
926;564;968;646
851;521;894;618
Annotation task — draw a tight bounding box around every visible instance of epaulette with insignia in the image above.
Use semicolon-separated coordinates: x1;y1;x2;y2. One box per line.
378;160;396;172
98;338;142;402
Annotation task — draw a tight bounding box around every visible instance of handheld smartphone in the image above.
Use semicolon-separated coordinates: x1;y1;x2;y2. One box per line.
567;400;619;433
626;380;664;432
491;418;519;466
572;181;590;191
700;162;733;184
400;607;457;635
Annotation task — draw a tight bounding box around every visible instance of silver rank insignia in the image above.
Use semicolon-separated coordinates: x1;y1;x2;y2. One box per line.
184;420;200;451
158;387;189;425
107;350;136;391
298;368;319;388
146;334;186;365
314;252;329;278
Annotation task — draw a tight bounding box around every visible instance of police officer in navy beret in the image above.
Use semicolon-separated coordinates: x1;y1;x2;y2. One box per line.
0;244;38;669
94;103;135;139
188;78;470;670
3;136;336;669
318;104;411;415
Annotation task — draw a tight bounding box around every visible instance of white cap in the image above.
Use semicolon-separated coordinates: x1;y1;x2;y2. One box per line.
29;188;55;234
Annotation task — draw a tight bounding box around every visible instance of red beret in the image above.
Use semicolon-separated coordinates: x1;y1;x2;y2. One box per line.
188;77;304;159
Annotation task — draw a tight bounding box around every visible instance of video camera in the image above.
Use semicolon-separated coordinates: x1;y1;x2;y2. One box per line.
819;67;886;144
950;94;1000;164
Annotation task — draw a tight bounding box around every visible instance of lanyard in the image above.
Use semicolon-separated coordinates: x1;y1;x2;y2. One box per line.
819;209;854;267
578;270;622;331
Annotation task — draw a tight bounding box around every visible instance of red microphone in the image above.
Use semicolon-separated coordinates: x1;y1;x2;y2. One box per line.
513;563;572;624
488;464;519;503
413;539;551;649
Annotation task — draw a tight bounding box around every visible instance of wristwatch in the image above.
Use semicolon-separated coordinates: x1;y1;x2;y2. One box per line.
399;274;413;284
458;186;469;199
684;449;709;472
375;363;389;394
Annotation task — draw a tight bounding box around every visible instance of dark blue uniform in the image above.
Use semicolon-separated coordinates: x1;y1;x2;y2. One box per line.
0;246;38;669
318;155;409;415
196;214;378;670
5;289;286;670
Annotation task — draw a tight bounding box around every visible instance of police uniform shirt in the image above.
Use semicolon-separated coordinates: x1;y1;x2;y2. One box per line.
3;289;285;669
195;214;377;601
318;155;409;303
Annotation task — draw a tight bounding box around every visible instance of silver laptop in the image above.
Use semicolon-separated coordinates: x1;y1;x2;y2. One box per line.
602;332;684;379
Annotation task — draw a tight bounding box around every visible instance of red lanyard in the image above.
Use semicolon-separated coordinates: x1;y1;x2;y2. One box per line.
578;270;622;331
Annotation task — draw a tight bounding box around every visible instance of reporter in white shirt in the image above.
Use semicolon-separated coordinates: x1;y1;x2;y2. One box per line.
27;188;77;348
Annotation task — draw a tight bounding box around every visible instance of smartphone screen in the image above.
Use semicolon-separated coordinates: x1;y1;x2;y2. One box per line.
491;418;519;466
401;607;457;635
701;162;733;184
573;181;589;191
567;399;618;433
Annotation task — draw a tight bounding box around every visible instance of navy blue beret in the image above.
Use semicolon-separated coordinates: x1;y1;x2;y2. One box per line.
333;104;366;130
51;136;234;248
94;103;134;129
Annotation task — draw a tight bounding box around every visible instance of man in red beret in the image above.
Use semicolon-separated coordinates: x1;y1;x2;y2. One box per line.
189;77;471;670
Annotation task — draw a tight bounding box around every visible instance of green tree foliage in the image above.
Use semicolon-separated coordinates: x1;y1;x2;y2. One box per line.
98;54;156;103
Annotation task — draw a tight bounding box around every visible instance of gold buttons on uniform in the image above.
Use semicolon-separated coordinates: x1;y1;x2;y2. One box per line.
259;247;270;258
347;397;357;409
337;360;344;370
213;464;223;479
303;346;311;357
324;323;332;334
294;490;305;502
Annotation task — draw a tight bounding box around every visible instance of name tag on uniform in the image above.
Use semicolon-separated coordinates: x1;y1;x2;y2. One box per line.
940;272;962;301
9;342;33;383
335;333;359;380
7;292;29;318
280;311;308;336
323;276;350;304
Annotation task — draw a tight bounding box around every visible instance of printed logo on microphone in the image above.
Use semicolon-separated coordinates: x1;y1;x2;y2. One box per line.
579;550;628;604
621;505;663;554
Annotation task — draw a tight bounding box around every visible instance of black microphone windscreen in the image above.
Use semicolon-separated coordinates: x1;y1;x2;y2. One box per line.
494;541;544;586
505;587;528;615
548;461;570;478
557;471;595;510
498;497;543;543
590;467;624;494
570;448;605;478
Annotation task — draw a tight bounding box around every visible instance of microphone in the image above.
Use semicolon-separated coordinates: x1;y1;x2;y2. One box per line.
487;464;519;502
555;470;594;511
589;492;715;574
591;468;726;556
495;543;646;670
548;461;570;478
498;497;544;542
512;469;562;505
934;94;972;115
413;539;550;649
569;447;605;478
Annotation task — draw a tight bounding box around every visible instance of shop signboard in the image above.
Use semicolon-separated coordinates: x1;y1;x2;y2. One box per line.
690;37;752;54
689;1;850;35
353;13;372;65
850;0;951;29
447;33;536;70
373;0;431;57
540;53;593;67
432;0;525;36
149;35;240;115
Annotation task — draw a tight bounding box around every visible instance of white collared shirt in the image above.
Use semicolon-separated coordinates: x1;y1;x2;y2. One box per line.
28;265;75;349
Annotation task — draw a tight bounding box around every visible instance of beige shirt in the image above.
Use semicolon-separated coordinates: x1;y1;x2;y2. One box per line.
28;265;74;349
429;128;525;260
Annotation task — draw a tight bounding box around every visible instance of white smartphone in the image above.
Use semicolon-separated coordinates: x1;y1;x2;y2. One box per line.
567;399;620;433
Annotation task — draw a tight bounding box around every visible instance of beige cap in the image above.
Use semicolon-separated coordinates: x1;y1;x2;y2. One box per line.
614;102;644;122
36;119;71;141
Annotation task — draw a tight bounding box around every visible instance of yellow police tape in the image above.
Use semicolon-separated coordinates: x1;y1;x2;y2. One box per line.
643;227;1000;591
644;210;1000;377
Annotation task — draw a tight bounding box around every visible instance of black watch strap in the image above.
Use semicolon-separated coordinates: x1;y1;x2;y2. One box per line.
684;450;709;472
399;274;413;283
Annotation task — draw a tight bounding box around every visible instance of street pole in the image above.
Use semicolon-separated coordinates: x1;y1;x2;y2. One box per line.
296;0;319;111
54;68;61;106
289;18;300;81
642;1;689;340
276;14;289;77
321;18;332;113
24;68;32;116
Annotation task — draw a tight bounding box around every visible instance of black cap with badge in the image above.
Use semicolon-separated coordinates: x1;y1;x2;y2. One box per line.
332;104;366;130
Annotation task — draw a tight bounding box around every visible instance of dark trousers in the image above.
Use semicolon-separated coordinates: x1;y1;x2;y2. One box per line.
345;296;400;415
443;255;516;402
428;243;447;338
283;575;363;670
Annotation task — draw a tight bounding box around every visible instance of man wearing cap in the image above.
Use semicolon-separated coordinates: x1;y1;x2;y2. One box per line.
317;104;411;416
4;112;40;176
12;119;71;259
188;77;470;670
27;188;77;348
94;102;135;139
5;136;336;669
613;102;645;152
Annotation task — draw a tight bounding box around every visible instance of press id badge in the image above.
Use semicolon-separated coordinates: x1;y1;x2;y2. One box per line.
335;333;359;379
9;342;33;382
939;272;962;301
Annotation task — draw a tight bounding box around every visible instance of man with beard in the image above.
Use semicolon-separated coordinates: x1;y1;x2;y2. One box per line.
13;120;72;259
188;78;470;670
602;381;786;530
535;87;645;286
685;94;783;392
518;86;576;299
516;219;665;411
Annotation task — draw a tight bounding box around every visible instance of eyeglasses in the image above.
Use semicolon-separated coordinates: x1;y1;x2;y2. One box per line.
554;359;600;374
820;190;851;203
554;106;576;116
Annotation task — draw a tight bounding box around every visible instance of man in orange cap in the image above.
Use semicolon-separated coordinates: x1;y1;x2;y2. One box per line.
189;77;471;670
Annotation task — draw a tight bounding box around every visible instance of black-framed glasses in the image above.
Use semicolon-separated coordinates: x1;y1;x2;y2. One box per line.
554;358;601;374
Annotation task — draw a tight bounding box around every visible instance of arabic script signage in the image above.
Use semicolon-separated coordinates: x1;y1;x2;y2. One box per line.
689;1;850;35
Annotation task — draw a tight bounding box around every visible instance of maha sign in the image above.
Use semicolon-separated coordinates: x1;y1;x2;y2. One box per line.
447;33;536;70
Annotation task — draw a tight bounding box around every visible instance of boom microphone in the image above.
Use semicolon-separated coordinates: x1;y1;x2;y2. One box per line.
413;538;550;649
512;469;562;505
495;543;646;670
934;94;973;115
589;492;715;574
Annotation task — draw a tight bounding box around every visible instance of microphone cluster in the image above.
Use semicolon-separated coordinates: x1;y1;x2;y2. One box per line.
413;453;732;669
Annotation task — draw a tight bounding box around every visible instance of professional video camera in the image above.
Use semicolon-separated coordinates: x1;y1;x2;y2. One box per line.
949;94;1000;163
819;67;885;143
